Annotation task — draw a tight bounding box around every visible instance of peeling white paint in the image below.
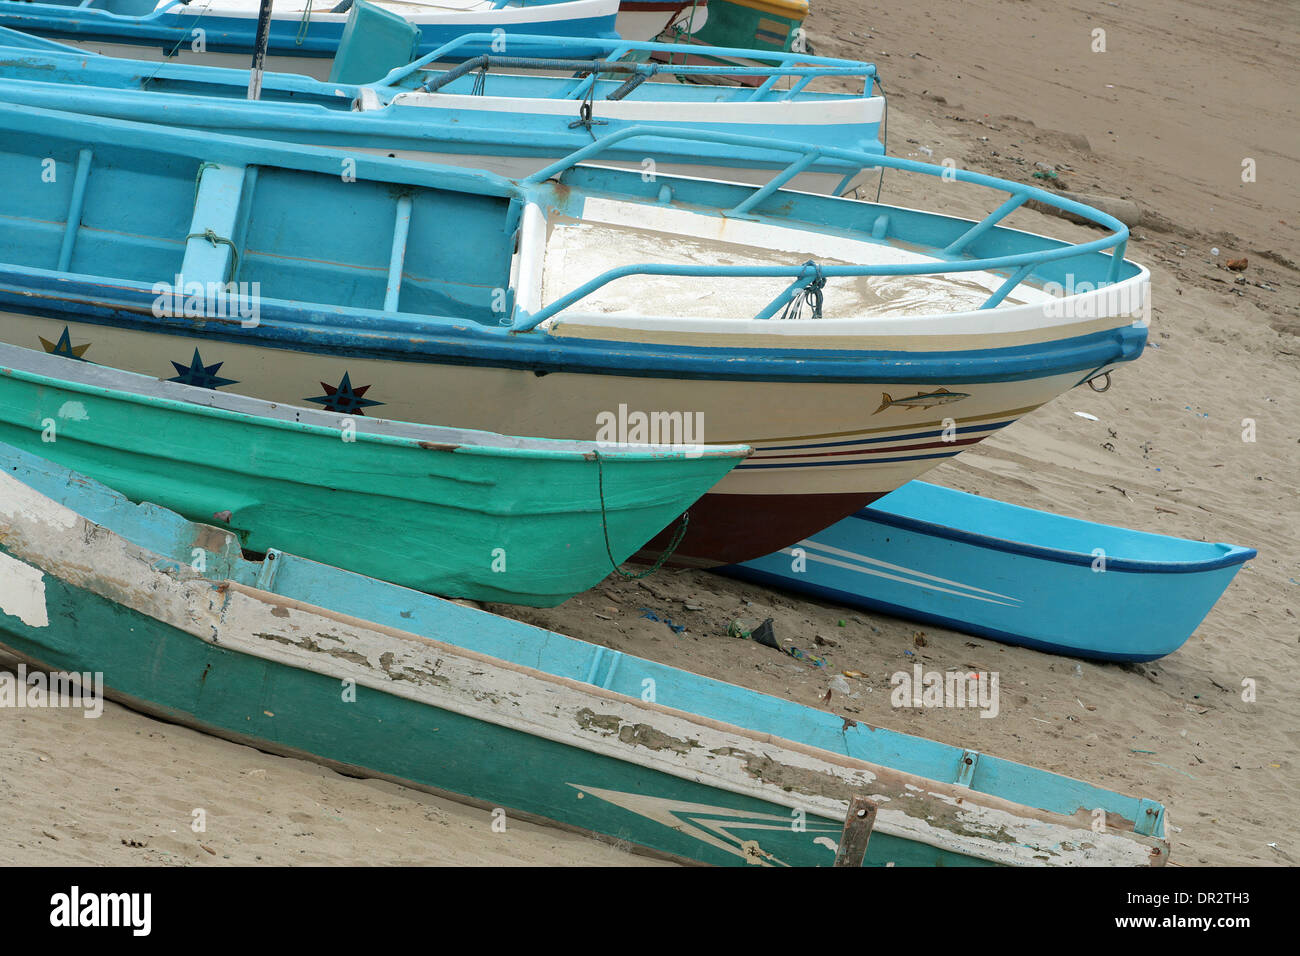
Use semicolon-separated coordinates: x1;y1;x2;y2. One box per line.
0;468;1168;867
57;400;89;421
0;552;49;628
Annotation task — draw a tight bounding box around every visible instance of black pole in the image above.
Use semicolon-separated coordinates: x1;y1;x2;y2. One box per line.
247;0;274;100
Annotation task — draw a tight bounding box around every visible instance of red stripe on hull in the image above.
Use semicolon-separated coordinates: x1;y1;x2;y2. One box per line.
633;490;885;568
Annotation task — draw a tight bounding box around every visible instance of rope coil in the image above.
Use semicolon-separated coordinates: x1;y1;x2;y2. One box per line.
184;229;241;282
779;260;826;320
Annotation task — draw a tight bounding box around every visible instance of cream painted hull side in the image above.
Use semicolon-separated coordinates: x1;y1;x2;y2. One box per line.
0;309;1074;499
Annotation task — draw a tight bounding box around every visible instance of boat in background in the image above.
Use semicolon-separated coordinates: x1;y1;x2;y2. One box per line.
0;0;621;79
642;0;812;85
723;481;1256;662
0;443;1170;866
615;0;707;45
0;342;749;606
0;105;1148;567
0;28;884;194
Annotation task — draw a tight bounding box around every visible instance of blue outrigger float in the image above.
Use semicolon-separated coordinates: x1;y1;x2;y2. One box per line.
0;0;622;78
0;443;1170;866
0;27;884;192
725;482;1256;662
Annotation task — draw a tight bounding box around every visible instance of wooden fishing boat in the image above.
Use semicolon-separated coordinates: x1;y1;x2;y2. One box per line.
614;0;706;45
640;0;811;86
0;443;1170;866
0;0;621;78
0;342;749;606
723;482;1256;661
0;28;884;194
0;104;1149;567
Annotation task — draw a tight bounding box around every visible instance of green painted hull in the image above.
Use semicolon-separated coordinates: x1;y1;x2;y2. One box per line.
0;569;989;867
0;344;746;606
693;0;806;53
0;444;1169;867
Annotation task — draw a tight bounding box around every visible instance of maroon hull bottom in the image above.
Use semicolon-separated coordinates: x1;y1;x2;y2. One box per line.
633;491;886;568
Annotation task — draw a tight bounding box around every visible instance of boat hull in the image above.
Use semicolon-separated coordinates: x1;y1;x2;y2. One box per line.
0;309;1127;566
0;71;882;195
0;0;622;72
0;103;1149;566
0;344;748;605
723;481;1256;661
0;447;1170;866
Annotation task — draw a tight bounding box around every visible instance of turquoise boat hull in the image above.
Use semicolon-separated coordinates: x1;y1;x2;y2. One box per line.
724;481;1256;662
0;342;749;606
0;0;620;70
0;444;1169;866
0;29;883;192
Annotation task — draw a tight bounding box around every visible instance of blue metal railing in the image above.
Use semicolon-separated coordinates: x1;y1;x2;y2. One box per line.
375;32;878;101
511;126;1130;332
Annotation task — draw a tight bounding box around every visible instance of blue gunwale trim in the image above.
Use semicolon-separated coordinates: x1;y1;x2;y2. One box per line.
717;565;1180;662
0;269;1148;384
854;493;1257;574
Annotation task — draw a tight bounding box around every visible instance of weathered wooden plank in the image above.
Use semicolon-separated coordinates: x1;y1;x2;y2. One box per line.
834;795;878;867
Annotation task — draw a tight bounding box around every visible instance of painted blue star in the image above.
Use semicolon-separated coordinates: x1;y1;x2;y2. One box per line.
305;372;382;415
39;327;91;361
169;349;238;390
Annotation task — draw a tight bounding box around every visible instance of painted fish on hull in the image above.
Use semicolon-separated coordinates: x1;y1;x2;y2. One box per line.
874;387;971;414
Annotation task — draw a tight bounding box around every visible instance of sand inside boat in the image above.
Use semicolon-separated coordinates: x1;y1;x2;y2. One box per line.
539;200;1046;320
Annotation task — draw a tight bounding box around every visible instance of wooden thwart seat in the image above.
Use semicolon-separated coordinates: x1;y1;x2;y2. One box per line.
181;163;251;287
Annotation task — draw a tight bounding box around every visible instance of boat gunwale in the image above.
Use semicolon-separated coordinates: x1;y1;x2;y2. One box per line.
0;269;1149;384
857;483;1257;574
0;342;749;462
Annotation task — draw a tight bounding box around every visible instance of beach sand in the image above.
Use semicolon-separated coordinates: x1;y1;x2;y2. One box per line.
2;0;1296;866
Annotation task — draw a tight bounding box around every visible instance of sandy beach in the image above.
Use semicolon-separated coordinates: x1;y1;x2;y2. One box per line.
2;0;1296;866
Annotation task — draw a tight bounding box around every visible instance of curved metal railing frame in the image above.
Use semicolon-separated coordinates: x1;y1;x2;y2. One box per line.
509;125;1131;332
376;32;879;101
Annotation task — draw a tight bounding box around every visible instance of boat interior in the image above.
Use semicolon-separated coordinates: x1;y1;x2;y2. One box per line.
0;129;517;322
0;106;1143;332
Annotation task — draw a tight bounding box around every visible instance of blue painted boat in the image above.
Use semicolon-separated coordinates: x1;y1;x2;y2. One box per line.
0;442;1170;866
723;481;1256;662
0;103;1149;566
0;28;884;192
0;0;620;78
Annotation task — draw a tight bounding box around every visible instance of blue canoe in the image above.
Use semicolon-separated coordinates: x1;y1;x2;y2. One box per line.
0;27;884;192
0;0;620;78
723;481;1255;662
0;442;1170;866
